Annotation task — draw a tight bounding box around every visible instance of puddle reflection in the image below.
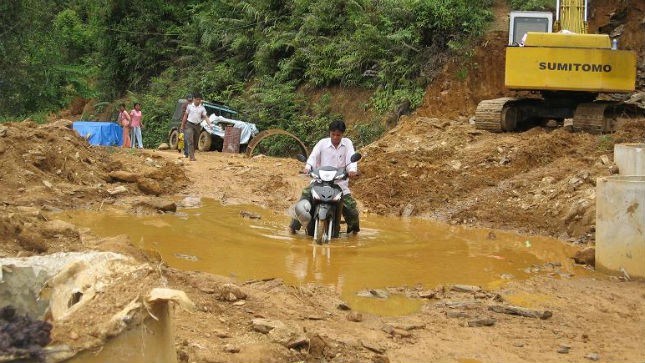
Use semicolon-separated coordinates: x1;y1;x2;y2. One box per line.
61;199;587;315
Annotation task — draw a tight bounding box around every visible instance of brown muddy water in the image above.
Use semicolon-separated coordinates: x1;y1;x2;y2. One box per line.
61;198;587;316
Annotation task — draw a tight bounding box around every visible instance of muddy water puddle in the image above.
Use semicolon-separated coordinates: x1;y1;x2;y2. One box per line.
61;199;587;315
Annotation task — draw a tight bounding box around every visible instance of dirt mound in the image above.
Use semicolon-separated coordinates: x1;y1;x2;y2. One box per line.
354;116;645;241
0;120;188;257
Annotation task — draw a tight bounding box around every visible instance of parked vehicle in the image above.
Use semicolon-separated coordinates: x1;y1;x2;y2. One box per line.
297;153;362;244
167;99;239;151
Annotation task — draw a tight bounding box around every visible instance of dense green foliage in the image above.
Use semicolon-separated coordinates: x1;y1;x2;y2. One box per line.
0;0;95;118
1;0;495;152
509;0;554;11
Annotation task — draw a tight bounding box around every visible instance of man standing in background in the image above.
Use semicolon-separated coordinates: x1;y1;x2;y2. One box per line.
180;93;212;161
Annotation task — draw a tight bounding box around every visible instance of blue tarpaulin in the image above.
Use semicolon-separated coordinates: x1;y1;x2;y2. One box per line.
72;121;123;146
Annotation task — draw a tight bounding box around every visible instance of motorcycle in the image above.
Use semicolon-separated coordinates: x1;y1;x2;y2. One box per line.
295;153;362;244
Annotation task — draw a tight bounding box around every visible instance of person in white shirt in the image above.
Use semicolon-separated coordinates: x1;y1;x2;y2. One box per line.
180;93;212;161
290;120;360;235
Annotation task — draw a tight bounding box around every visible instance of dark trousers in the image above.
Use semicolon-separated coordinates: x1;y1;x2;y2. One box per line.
291;184;360;233
184;122;200;158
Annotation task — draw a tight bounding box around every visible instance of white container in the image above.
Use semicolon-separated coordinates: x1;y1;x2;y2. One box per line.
614;143;645;176
596;176;645;279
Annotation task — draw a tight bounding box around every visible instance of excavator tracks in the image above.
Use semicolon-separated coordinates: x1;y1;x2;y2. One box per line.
474;97;517;132
572;102;612;134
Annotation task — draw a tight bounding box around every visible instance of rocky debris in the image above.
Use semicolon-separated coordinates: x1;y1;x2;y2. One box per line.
307;334;330;358
573;247;595;266
488;305;553;319
357;289;389;299
135;197;177;212
337;302;352;311
355;114;645;241
252;318;283;334
136;178;162;196
401;203;415;217
239;210;261;219
361;340;386;354
252;319;306;349
382;324;412;338
524;262;569;277
107;185;128;196
268;324;308;348
109;170;138;183
391;322;425;331
306;315;325;320
42;220;78;239
0;305;52;361
418;290;437;299
222;344;240;353
177;196;201;208
451;284;481;293
625;92;645;109
585;352;600;361
143;157;158;167
346;311;363;322
446;311;470;318
107;170;167;196
557;345;571;354
285;336;308;349
440;300;482;310
467;318;496;327
175;253;198;262
221;283;247;301
372;354;391;363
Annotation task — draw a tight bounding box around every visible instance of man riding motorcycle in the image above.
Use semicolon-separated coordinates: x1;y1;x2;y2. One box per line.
289;120;360;235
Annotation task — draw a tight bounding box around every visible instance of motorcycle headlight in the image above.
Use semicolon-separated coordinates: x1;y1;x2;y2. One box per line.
311;188;320;200
319;169;337;182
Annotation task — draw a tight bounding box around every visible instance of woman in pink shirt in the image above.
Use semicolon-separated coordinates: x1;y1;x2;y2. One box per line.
118;103;132;148
129;103;144;149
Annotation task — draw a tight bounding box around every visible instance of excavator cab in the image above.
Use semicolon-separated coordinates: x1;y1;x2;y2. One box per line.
475;1;638;133
508;11;552;46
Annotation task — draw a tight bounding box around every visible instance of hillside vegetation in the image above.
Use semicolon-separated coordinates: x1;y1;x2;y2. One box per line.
1;0;496;150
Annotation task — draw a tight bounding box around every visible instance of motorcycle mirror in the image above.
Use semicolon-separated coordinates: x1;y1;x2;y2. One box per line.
350;153;362;163
296;154;307;162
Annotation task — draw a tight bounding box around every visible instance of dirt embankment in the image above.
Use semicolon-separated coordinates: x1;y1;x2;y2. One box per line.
354;117;645;242
0;120;188;257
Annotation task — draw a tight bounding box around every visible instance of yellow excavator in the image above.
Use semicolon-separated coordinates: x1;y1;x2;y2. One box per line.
475;0;638;133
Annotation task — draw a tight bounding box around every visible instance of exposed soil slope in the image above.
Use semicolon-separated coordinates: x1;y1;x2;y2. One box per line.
354;117;645;242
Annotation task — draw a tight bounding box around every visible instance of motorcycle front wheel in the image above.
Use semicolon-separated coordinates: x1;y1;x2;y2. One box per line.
314;218;329;244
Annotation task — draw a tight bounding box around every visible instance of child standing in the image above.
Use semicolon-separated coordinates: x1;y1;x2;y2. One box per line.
130;103;144;149
118;103;132;148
